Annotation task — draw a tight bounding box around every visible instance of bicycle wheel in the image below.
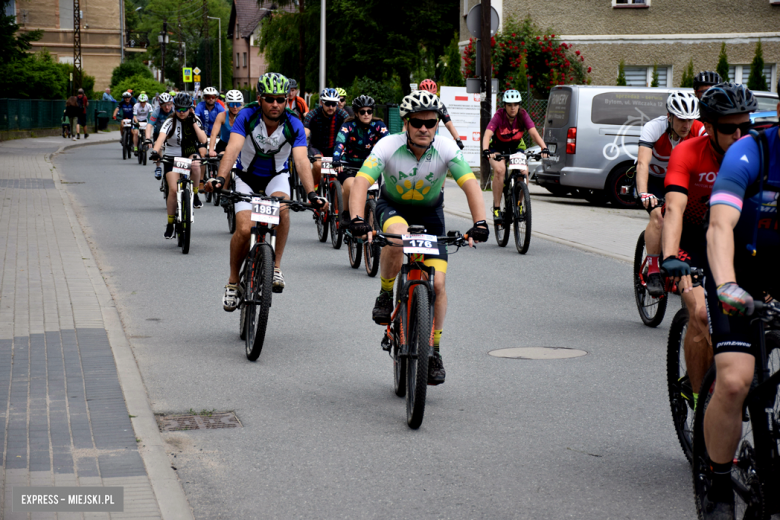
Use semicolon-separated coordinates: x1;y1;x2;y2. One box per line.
205;167;213;203
122;136;128;160
692;366;768;520
405;284;431;429
347;233;362;269
316;180;328;242
239;261;248;341
494;183;511;247
667;308;694;464
364;199;380;277
245;244;274;361
329;180;344;249
513;180;532;254
180;185;191;255
142;147;147;166
633;231;667;327
393;276;406;397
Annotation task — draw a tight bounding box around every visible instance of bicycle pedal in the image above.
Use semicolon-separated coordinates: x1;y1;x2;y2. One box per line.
381;334;392;352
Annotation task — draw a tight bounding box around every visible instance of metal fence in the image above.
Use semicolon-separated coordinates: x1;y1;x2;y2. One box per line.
0;99;120;131
522;98;548;147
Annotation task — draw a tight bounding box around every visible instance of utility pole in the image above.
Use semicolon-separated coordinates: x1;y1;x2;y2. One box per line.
299;0;305;93
207;16;222;92
119;0;125;63
319;0;325;94
73;0;83;95
159;21;168;84
479;0;492;189
202;0;210;88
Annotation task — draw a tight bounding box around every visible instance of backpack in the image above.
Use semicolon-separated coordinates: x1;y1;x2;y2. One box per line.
240;103;301;173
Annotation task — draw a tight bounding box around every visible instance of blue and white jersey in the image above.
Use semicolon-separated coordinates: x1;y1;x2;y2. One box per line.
194;101;225;137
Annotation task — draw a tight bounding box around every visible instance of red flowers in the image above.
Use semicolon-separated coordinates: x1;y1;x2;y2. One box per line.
587;67;592;73
575;50;580;56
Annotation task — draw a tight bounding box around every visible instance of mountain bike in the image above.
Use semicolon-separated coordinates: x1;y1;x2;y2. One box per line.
633;217;671;327
136;122;149;165
313;157;344;248
288;159;305;202
663;266;705;464
491;150;549;254
342;167;382;275
375;227;470;429
692;300;780;520
121;119;133;160
216;187;314;361
203;152;223;206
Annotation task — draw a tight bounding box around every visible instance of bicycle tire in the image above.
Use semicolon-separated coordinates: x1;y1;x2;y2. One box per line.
666;307;694;464
316;180;328;242
347;234;362;269
122;137;128;160
405;284;430;429
513;180;532;254
692;366;769;520
137;143;142;164
364;199;380;277
329;181;344;249
393;276;406;397
633;231;667;327
246;244;273;361
239;258;250;341
181;185;191;255
494;183;511;247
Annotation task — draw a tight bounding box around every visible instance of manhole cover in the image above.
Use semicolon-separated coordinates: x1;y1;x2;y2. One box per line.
488;347;587;360
156;412;242;432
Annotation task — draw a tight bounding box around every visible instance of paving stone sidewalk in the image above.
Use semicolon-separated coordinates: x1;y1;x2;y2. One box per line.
0;134;188;519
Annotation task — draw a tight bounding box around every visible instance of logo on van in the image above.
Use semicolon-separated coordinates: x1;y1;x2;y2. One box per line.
602;109;654;162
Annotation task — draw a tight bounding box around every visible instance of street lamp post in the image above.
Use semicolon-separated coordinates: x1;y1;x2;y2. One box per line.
319;0;325;94
158;22;168;84
207;16;221;92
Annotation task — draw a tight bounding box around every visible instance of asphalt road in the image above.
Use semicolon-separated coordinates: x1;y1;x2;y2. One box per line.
55;143;695;519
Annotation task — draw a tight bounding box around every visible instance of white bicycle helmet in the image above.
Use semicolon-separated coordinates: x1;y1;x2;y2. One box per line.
225;90;244;104
320;88;340;102
503;90;522;103
158;92;173;104
122;91;132;99
399;91;441;119
138;93;148;103
666;91;700;120
203;86;219;97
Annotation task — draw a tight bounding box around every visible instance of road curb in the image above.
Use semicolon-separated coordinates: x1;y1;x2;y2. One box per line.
50;132;119;157
48;154;195;520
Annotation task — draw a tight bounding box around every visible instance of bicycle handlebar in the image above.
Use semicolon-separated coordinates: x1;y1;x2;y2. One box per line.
215;188;315;213
659;267;705;287
489;151;557;161
750;299;780;320
372;231;470;250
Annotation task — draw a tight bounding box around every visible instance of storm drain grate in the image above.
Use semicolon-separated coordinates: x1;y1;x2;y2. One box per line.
156;412;242;432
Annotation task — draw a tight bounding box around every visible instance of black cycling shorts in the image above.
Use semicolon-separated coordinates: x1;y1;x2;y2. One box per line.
337;161;362;185
644;175;666;215
705;250;780;356
677;233;708;274
310;147;334;159
375;197;449;272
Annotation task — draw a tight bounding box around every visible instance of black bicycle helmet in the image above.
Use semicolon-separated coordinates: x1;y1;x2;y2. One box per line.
352;95;375;110
173;92;192;110
288;79;298;90
699;83;757;122
693;71;723;90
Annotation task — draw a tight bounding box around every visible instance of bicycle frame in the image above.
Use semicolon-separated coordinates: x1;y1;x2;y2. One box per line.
386;260;437;360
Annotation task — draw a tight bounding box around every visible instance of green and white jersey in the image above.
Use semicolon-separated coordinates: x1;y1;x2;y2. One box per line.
357;133;476;207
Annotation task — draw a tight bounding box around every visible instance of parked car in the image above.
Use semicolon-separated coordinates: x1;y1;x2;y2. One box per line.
753;90;779;113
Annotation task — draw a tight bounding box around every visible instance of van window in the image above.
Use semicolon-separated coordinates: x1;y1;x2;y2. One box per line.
545;89;571;128
591;91;667;126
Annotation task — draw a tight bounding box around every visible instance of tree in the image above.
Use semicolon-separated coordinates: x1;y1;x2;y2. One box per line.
440;33;465;88
0;49;68;99
111;61;154;88
716;43;730;82
747;40;768;91
616;60;627;86
650;63;659;87
0;0;42;66
111;74;169;101
680;59;694;88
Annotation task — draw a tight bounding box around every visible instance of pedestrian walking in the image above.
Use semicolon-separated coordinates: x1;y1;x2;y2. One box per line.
65;95;80;140
75;88;89;139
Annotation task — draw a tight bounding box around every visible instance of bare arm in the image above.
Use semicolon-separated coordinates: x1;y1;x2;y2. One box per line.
348;176;371;220
216;133;245;179
662;191;687;260
527;127;547;151
292;146;316;194
209;112;226;152
445;121;460;141
706;204;740;286
193;124;208;157
635;146;653;194
481;129;494;152
461;177;487;224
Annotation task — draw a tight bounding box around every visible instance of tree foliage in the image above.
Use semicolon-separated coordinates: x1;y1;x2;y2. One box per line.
680;59;694;88
440;33;465;88
650;63;659;87
747;40;768;92
716;43;730;82
616;60;627;86
111;61;154;88
0;0;42;66
347;76;402;105
111;74;169;100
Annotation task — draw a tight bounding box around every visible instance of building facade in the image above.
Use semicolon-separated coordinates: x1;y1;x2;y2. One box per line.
11;0;135;91
459;0;780;92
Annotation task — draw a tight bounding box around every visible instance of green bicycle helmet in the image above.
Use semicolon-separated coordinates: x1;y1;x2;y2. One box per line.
257;73;290;96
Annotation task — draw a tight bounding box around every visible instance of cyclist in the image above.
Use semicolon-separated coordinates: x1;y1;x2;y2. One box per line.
635;91;704;296
132;93;153;156
482;89;549;216
149;92;208;238
419;79;464;150
146;92;174;180
208;90;244;156
701;85;774;520
333;95;389;226
347;90;489;385
661;84;756;410
203;73;326;305
112;92;135;146
693;71;723;100
285;79;309;120
195;86;226;142
304;87;350;189
336;88;354;118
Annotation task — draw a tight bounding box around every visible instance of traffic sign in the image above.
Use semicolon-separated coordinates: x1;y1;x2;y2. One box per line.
194;75;201;82
466;4;500;38
193;67;201;75
182;67;193;83
194;82;200;95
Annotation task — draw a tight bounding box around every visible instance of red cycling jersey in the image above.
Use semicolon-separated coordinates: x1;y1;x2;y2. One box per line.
664;135;723;231
639;116;706;178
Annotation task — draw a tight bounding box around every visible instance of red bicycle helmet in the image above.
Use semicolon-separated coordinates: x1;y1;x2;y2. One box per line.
419;79;437;94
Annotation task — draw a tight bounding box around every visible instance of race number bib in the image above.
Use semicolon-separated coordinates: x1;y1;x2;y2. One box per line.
138;121;148;130
368;180;380;193
402;234;438;255
122;119;132;128
508;152;527;170
173;157;192;177
251;197;281;225
321;157;335;175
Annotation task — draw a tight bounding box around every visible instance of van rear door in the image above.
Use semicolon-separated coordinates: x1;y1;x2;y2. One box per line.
540;86;573;177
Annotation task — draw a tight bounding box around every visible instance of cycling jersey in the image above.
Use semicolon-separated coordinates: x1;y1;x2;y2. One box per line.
438;102;452;125
150;107;173;134
159;114;204;158
486;108;535;152
333;120;389;166
285;96;309;120
117;102;134;120
133;102;152;122
219;112;236;143
304;106;350;155
231;105;306;192
356;133;476;208
194;101;226;137
639;116;706;178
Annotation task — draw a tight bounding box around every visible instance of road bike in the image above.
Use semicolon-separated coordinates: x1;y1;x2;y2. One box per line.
216;187;314;360
374;227;470;429
121;119;133;160
341;167;382;276
136;122;149;165
491;150;549;254
663;266;705;464
632;209;671;327
314;157;345;249
692;300;780;520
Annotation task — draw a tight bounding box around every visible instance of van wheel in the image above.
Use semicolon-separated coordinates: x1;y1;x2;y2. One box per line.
605;162;640;209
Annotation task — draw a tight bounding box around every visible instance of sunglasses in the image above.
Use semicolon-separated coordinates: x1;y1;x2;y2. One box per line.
263;96;286;105
715;121;752;135
339;97;346;102
227;102;242;108
205;96;216;100
176;107;190;113
408;118;438;129
323;101;338;108
358;109;373;116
